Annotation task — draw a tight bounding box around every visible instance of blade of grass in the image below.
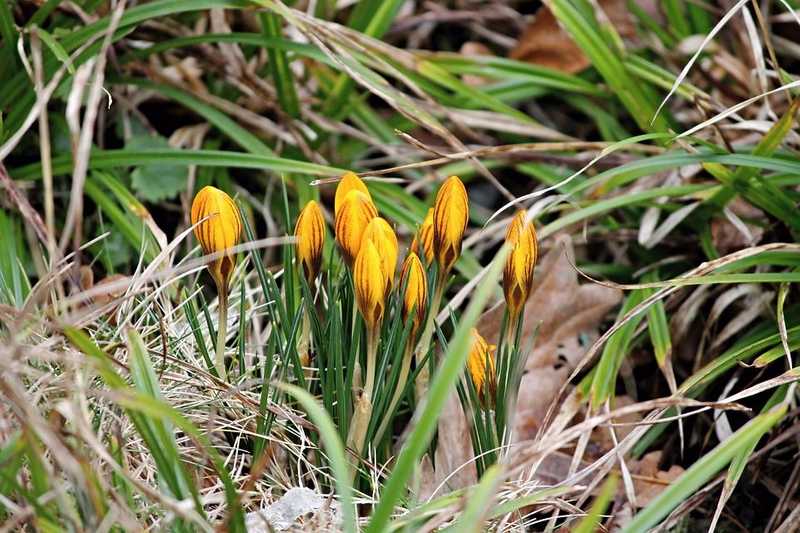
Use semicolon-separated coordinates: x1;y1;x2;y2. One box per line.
260;13;300;118
12;148;345;181
320;0;405;118
591;289;646;407
708;385;788;531
444;465;502;533
623;404;786;532
573;473;619;533
278;383;356;533
545;0;669;133
65;327;246;531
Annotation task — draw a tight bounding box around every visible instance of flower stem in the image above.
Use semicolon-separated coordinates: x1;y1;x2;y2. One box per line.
363;326;379;402
414;272;445;401
347;325;379;472
215;283;229;381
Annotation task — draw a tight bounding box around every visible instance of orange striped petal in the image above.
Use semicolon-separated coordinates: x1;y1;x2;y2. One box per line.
400;252;428;335
433;176;468;274
295;200;326;284
335;191;377;267
361;217;398;294
502;210;538;319
334;171;372;216
191;186;242;289
354;239;386;331
412;208;435;265
467;328;496;405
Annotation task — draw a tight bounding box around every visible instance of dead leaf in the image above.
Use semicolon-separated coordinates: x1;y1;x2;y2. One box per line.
510;0;636;74
630;451;684;508
421;235;622;496
588;396;642;459
93;274;130;307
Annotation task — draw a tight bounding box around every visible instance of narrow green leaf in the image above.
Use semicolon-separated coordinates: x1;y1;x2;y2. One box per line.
573;474;619;533
623;404;786;532
278;383;356;533
34;27;75;74
261;13;300;118
445;465;502;533
591;289;646;406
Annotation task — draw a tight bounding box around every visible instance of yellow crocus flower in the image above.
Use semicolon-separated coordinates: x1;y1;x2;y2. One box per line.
354;239;386;332
335;190;377;267
400;252;427;336
334;171;372;217
294;200;326;284
410;208;435;266
503;210;538;320
467;328;496;405
361;217;398;295
190;185;242;290
432;176;468;275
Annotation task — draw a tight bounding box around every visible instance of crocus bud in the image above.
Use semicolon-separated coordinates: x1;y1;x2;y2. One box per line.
400;252;427;336
433;176;468;274
361;217;398;295
410;208;435;266
354;239;386;331
467;328;496;406
335;190;377;267
295;200;326;284
334;171;372;216
190;186;242;290
503;210;538;320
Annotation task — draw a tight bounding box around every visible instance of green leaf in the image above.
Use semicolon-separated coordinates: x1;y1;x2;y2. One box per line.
573;474;619;533
12;148;345;181
128;135;189;202
623;404;786;532
591;289;646;406
278;383;356;533
34;26;75;74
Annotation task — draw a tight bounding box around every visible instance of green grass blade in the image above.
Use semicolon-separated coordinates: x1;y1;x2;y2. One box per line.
623;404;787;532
12;148;345;181
261;13;300;118
444;465;502;532
278;383;356;533
573;474;619;533
591;289;646;406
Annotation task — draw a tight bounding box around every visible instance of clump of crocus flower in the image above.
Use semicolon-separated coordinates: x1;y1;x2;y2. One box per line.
189;171;539;480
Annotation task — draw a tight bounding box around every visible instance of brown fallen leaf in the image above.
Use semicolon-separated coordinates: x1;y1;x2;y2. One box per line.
630;450;684;508
420;235;622;496
604;451;684;530
510;0;636;74
588;396;642;460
